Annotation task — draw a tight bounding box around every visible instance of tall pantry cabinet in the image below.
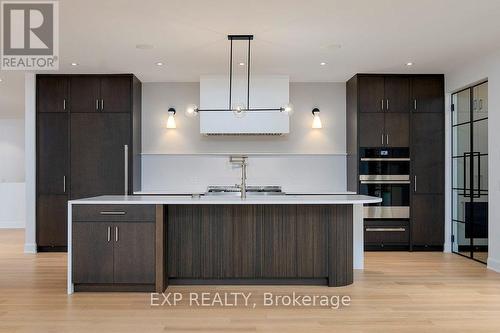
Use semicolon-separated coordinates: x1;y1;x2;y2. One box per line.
36;74;142;251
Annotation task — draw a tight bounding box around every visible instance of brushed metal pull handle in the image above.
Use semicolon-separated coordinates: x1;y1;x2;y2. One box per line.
115;226;119;242
124;145;129;195
100;211;126;215
381;99;384;110
107;226;111;242
386;99;389;110
63;99;66;110
101;99;104;110
479;99;483;110
366;227;406;232
386;134;389;146
63;176;66;193
381;134;384;145
96;99;99;111
414;99;417;110
414;175;417;192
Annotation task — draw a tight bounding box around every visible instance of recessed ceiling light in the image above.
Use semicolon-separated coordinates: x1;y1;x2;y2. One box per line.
0;78;3;82
156;62;164;66
320;62;327;66
406;62;414;66
238;62;245;66
71;62;78;66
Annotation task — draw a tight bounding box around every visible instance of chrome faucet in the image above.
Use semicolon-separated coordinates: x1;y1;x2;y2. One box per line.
230;155;248;199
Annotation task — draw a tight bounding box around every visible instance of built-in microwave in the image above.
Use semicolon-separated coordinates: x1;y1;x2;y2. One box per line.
359;148;410;219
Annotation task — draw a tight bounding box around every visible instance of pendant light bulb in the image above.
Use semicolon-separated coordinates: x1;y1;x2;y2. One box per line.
312;108;322;129
283;103;294;115
167;108;177;129
185;104;199;118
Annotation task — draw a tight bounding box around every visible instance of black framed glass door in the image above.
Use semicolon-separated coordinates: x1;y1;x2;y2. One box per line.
451;81;488;263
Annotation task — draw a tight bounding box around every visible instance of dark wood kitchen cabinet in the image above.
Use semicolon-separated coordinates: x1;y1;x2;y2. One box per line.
37;76;68;113
72;205;157;290
411;77;444;113
70;75;131;113
359;75;410;113
70;113;131;199
347;73;445;251
36;74;142;252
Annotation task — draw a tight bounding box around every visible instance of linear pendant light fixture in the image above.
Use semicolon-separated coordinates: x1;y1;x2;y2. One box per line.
185;35;293;117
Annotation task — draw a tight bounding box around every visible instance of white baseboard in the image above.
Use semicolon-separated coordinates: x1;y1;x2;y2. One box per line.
443;241;452;253
487;257;500;273
24;243;37;253
0;221;25;229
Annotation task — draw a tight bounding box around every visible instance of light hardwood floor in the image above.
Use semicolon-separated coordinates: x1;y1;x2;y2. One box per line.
1;229;499;333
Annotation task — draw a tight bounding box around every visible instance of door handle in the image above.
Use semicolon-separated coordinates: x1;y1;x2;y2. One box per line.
100;211;126;215
381;134;384;146
101;99;104;111
414;175;417;192
386;99;389;110
124;145;129;195
107;226;111;242
63;99;66;110
381;99;384;111
366;227;406;232
96;99;99;111
63;176;66;193
414;99;417;110
386;134;389;146
115;226;119;242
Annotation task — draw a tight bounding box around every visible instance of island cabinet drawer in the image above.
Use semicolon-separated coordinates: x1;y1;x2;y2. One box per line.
72;204;155;222
364;221;409;245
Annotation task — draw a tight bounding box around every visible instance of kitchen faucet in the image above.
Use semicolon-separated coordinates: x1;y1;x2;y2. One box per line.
229;155;248;199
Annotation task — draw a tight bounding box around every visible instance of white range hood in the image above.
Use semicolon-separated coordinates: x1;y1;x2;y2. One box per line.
199;75;290;135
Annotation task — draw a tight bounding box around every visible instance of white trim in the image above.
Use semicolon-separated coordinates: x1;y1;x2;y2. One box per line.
487;257;500;273
0;222;24;229
24;243;37;253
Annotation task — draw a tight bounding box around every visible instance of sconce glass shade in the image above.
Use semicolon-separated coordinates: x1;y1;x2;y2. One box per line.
166;111;177;129
312;108;322;129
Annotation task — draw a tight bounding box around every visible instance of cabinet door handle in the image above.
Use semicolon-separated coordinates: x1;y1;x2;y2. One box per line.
414;99;417;110
386;99;389;110
386;134;389;146
124;145;129;195
96;99;99;111
366;227;406;232
107;226;111;242
381;99;384;111
115;226;119;242
381;134;384;145
63;176;66;193
101;99;104;110
100;211;126;215
63;99;66;110
414;175;417;192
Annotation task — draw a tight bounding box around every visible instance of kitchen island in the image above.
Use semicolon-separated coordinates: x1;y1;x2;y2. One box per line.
67;194;380;294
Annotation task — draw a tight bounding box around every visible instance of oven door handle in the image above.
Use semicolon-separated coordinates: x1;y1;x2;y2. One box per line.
360;180;410;184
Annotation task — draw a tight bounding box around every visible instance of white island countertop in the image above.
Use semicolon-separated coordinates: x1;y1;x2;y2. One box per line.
69;194;381;205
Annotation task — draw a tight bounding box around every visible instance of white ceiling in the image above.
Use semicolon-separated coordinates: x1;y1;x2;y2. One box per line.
2;0;500;116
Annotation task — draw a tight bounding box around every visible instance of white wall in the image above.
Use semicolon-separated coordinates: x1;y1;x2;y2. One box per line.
445;49;500;272
141;82;347;193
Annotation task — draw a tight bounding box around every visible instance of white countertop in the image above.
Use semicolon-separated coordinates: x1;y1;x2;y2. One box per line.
69;194;381;205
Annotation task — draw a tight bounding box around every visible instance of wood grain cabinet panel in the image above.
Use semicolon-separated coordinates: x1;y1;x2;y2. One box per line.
412;77;444;113
72;222;114;283
100;76;132;113
37;113;68;194
385;113;409;147
70;76;100;113
70;113;130;199
411;194;444;246
296;206;328;277
37;76;68;113
359;113;385;147
384;77;410;113
37;195;68;248
113;222;155;284
359;76;385;113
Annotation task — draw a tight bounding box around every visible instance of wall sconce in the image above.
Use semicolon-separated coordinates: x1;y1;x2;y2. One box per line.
312;108;322;129
166;107;177;129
